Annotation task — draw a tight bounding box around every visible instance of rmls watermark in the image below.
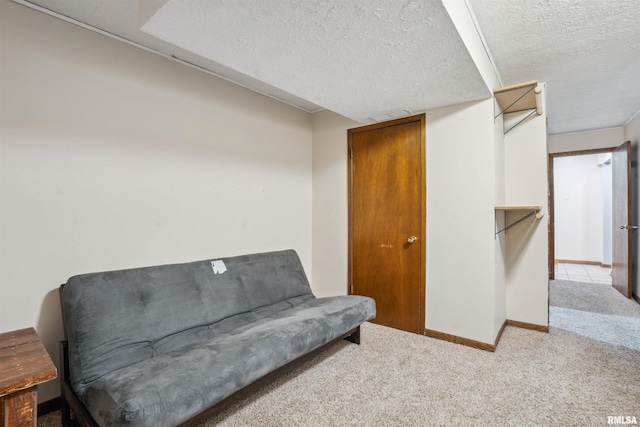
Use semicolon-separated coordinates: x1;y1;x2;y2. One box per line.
608;416;638;425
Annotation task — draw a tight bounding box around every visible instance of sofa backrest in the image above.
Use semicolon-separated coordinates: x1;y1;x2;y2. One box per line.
61;249;313;394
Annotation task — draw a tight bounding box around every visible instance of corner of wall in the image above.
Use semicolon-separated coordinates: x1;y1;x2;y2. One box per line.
503;83;549;327
310;111;359;297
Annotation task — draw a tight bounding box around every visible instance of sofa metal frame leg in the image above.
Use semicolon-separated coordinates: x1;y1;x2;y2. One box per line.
344;326;361;345
59;341;73;427
61;399;72;427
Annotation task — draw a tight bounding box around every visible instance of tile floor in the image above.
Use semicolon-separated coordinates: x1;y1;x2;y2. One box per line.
554;262;612;285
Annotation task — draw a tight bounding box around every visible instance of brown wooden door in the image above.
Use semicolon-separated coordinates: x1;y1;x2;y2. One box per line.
348;114;425;334
611;141;633;298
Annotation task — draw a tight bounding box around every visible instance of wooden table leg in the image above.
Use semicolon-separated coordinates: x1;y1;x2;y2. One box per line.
1;386;37;427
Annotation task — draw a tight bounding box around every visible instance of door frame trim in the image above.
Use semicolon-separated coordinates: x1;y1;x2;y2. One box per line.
347;114;426;334
548;147;616;280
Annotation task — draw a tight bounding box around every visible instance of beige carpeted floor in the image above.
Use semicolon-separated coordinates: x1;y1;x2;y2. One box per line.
39;280;640;426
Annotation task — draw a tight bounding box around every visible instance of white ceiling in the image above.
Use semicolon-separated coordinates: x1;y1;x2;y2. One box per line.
139;0;490;123
469;0;640;135
16;0;640;134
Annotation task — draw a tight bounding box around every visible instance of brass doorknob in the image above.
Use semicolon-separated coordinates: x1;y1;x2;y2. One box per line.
620;225;638;230
407;236;417;244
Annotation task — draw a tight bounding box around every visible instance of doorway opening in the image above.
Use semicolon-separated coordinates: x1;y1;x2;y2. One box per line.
550;142;633;299
549;147;615;282
550;149;613;285
549;145;639;350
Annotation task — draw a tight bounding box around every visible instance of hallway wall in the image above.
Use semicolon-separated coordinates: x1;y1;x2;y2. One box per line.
554;154;611;264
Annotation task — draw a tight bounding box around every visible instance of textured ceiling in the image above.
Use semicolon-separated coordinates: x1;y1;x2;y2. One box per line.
18;0;490;124
469;0;640;135
16;0;638;133
140;0;490;123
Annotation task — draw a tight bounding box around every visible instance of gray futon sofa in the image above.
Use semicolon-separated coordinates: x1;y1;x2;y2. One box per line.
59;249;375;427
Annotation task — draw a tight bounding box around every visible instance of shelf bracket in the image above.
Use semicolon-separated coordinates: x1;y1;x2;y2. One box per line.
504;109;537;134
494;86;535;120
493;81;542;135
495;208;541;235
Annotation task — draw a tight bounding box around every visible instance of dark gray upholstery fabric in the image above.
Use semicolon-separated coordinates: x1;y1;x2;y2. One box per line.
61;249;376;427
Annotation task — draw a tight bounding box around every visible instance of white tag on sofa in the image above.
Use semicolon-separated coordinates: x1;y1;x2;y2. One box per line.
211;260;227;274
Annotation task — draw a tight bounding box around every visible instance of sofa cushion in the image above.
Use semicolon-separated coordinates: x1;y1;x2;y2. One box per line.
79;295;376;427
62;250;314;395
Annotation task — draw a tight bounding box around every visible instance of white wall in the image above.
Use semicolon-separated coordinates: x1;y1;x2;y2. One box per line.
548;127;624;153
623;110;640;298
503;84;549;327
0;0;312;402
553;154;608;263
311;110;358;297
425;99;502;345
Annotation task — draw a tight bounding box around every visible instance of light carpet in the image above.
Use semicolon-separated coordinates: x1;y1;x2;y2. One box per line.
39;280;640;426
550;279;640;352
